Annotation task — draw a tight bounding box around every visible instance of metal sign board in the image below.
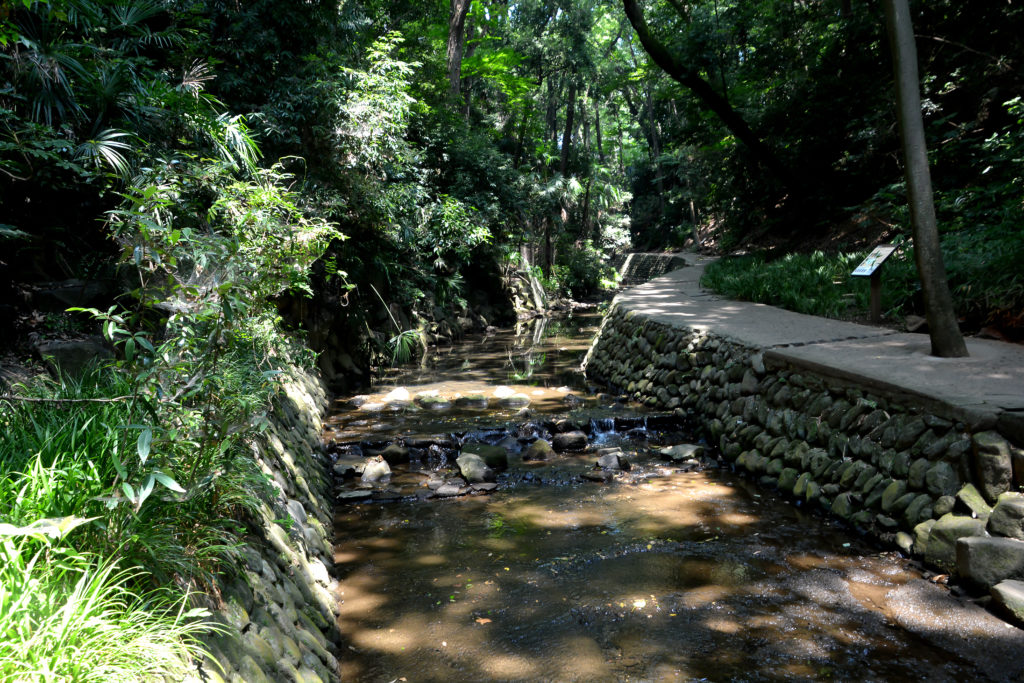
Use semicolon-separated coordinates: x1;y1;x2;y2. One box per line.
851;245;897;277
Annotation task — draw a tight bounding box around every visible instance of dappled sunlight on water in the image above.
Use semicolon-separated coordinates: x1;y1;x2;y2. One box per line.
329;310;1016;682
334;465;987;682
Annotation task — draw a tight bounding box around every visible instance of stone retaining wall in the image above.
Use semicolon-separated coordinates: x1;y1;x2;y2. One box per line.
585;305;1024;618
198;367;341;683
612;253;690;286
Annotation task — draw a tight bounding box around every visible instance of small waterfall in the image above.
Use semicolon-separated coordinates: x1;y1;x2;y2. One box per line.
589;417;616;434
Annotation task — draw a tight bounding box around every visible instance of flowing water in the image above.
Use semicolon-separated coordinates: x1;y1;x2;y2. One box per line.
328;313;1015;682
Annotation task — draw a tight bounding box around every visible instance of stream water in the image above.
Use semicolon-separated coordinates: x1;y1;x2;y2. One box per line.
327;313;1005;682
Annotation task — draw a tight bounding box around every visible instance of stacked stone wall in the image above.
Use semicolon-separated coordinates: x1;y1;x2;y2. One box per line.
198;367;341;683
585;305;1024;609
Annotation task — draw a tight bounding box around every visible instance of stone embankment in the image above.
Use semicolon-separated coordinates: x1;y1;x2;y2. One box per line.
611;252;689;287
585;260;1024;625
198;367;341;683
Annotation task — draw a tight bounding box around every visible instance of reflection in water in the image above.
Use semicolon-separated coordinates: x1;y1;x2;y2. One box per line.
330;312;996;682
325;312;608;442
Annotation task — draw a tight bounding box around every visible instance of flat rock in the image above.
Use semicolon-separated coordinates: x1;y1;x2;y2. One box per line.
415;395;452;411
658;443;705;462
955;483;993;521
461;442;509;470
499;393;531;409
456;453;495;483
956;536;1024;590
434;483;468;497
336;489;373;502
384;387;411;403
455;394;489;409
331;456;363;478
596;453;630;471
924;513;988;572
991;580;1024;626
360;456;391;483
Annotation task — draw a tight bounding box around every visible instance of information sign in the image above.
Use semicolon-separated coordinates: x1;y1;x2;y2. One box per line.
851;245;897;277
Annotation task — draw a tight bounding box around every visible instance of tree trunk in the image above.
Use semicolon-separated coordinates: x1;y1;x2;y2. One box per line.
622;0;789;181
447;0;472;102
547;75;560;146
582;178;592;241
615;103;625;176
646;84;666;218
883;0;967;357
560;79;577;175
594;99;605;164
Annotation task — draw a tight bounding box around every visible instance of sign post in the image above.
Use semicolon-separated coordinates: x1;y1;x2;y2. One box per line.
851;245;897;323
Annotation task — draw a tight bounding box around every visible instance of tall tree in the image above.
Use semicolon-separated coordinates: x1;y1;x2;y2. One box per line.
883;0;967;357
448;0;472;101
621;0;788;180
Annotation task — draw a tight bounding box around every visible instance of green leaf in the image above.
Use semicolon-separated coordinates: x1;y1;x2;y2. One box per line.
124;337;136;362
153;471;186;493
137;473;155;508
121;482;137;504
137;427;152;463
111;447;128;479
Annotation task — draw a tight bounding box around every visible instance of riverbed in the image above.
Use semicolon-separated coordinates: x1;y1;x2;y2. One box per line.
328;313;1018;682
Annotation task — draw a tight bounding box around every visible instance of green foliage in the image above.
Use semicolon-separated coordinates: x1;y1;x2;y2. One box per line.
554;240;617;300
0;532;215;681
702;229;1024;330
701;251;907;319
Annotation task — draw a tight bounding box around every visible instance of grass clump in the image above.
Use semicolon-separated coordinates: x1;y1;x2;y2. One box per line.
0;532;215;682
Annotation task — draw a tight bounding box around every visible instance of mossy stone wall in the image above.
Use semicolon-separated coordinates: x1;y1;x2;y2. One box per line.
585;305;1024;592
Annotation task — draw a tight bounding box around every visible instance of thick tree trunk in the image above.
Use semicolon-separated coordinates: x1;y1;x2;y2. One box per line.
447;0;472;102
883;0;967;358
622;0;789;181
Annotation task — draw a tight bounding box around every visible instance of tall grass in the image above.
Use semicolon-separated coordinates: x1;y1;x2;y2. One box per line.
0;533;216;682
0;362;271;679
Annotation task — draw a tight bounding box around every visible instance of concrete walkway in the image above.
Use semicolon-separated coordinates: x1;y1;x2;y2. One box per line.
615;253;1024;440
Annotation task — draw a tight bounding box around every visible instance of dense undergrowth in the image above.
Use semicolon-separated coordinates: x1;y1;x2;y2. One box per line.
0;0;337;668
702;223;1024;338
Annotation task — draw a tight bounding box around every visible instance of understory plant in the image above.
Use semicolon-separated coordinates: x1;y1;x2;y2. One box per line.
0;520;215;682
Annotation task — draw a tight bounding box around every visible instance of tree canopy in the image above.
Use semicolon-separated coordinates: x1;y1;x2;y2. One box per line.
3;0;1023;342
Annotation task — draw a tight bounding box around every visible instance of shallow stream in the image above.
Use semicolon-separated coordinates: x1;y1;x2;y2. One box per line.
327;313;1008;682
